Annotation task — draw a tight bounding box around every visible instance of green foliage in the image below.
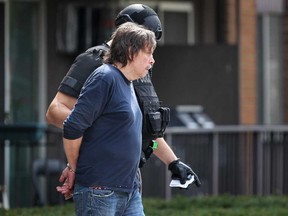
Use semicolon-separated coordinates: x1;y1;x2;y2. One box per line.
1;195;288;216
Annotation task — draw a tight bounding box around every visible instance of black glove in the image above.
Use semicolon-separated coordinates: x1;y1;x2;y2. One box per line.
168;159;201;187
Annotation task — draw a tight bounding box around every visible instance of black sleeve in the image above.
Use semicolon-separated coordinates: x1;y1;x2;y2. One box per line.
58;48;104;98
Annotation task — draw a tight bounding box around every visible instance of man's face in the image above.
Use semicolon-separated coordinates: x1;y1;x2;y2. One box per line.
130;47;155;79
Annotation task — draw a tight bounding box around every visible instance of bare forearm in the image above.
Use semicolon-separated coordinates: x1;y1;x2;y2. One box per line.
46;92;77;129
46;101;72;128
153;137;177;165
63;137;82;171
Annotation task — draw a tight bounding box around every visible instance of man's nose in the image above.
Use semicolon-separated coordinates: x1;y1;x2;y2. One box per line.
150;55;155;65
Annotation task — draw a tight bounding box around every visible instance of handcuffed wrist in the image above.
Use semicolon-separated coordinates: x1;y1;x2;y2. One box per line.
67;163;76;173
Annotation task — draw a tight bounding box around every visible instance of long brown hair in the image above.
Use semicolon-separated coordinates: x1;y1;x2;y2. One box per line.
104;22;157;66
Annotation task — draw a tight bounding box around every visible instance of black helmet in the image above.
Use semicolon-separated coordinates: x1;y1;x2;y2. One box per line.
115;4;162;40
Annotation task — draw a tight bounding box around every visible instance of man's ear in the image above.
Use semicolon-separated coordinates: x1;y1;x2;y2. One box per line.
128;47;135;62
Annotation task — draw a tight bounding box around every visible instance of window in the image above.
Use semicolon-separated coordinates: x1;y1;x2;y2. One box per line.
121;1;195;45
157;2;195;45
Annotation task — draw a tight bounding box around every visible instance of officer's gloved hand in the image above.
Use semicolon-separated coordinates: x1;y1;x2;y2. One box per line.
168;159;201;187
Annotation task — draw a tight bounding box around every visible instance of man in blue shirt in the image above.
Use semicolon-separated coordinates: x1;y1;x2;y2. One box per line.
63;22;156;215
47;4;201;200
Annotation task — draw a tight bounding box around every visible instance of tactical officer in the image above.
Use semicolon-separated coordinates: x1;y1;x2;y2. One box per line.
46;4;201;199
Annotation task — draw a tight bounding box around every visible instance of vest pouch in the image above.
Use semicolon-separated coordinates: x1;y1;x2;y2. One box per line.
148;111;162;134
159;107;170;134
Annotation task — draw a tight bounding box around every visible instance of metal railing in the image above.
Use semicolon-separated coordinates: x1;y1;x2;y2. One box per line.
0;125;66;208
2;125;288;207
141;125;288;199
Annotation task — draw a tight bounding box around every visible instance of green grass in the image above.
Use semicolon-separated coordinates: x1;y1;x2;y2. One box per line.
143;195;288;216
1;195;288;216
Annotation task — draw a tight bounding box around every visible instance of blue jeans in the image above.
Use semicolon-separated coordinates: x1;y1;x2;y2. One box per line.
73;183;145;216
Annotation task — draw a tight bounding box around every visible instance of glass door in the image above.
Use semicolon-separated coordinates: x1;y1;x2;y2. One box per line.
5;0;46;208
9;1;40;122
0;1;5;208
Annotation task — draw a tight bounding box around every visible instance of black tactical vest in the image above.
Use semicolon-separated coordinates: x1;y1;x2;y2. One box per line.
59;44;170;167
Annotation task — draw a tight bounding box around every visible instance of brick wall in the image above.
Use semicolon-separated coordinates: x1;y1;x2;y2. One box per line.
238;0;257;124
226;0;238;44
225;0;257;124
